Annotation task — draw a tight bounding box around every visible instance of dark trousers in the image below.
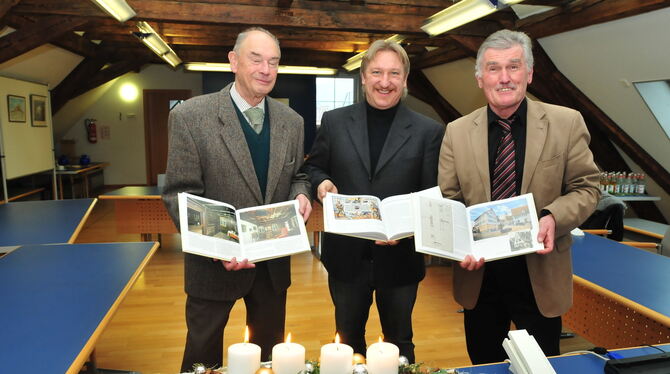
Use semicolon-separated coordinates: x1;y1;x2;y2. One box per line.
464;256;562;365
328;273;419;363
181;263;286;371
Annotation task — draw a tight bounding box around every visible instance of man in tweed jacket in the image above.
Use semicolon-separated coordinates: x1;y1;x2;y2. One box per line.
162;27;311;371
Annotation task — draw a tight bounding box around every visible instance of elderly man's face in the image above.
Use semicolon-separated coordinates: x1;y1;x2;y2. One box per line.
361;50;407;110
477;45;533;118
229;31;280;105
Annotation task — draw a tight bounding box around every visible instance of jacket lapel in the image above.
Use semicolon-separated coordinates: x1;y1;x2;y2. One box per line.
264;98;289;204
375;104;412;175
345;103;372;178
470;108;491;200
521;99;548;194
217;85;264;204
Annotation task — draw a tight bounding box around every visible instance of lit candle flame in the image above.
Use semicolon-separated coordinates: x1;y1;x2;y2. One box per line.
244;326;250;343
378;336;383;343
286;332;292;343
335;333;341;344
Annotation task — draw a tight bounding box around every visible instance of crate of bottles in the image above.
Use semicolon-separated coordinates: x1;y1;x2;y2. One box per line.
599;172;647;196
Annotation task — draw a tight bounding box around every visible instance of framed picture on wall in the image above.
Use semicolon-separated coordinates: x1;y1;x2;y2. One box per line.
30;94;47;127
7;95;26;123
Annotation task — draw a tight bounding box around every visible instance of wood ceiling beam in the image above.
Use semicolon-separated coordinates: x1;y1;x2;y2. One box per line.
0;0;21;21
410;43;470;70
174;46;349;68
13;0;437;34
0;15;88;63
407;69;461;125
51;57;107;114
277;0;293;8
519;0;670;39
5;13;99;58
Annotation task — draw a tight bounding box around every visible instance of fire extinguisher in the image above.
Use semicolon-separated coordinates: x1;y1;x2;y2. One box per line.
85;118;97;143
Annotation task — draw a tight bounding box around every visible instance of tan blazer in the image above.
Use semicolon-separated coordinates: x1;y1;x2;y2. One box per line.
438;99;600;317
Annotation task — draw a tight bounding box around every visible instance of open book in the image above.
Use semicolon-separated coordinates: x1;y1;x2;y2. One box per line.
322;186;442;241
177;193;310;262
412;193;543;261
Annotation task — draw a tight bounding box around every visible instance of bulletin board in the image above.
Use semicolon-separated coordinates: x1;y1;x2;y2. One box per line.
0;76;55;180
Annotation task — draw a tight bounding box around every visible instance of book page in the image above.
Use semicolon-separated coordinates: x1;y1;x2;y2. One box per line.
382;186;443;240
323;193;388;241
467;194;543;261
236;200;311;262
178;193;242;261
412;196;470;261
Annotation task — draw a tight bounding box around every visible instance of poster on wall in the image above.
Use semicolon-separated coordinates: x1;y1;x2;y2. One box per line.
30;94;47;127
7;95;26;123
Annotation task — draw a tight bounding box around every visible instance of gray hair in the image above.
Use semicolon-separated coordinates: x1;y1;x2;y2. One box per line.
233;27;281;57
361;39;410;77
475;29;533;78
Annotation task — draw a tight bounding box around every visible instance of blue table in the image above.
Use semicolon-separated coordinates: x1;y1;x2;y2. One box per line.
0;198;96;252
455;344;670;373
0;242;159;373
565;233;670;348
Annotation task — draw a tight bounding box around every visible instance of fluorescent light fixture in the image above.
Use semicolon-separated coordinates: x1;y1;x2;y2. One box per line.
90;0;136;22
421;0;524;36
184;62;337;75
134;21;182;67
342;34;406;71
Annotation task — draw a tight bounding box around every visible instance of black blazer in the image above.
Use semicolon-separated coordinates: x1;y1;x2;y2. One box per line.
302;102;444;287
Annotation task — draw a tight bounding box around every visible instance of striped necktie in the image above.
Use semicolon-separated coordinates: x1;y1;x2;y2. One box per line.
491;118;517;201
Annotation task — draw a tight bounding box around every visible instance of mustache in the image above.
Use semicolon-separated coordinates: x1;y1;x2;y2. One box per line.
496;84;517;91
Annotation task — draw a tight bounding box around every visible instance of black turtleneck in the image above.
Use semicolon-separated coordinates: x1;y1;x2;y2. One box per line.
366;102;399;173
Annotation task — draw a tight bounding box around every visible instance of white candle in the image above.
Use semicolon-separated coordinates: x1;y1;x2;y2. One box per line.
228;327;261;374
320;334;353;374
366;340;399;374
272;333;305;374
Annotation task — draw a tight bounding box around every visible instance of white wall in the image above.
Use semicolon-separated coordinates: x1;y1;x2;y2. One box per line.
539;7;670;220
55;64;202;185
0;76;54;179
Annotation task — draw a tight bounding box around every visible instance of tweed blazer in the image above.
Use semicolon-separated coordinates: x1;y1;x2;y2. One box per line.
438;99;600;317
302;102;445;287
162;83;310;301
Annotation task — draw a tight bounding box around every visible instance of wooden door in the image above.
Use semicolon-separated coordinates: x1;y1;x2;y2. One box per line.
144;89;191;185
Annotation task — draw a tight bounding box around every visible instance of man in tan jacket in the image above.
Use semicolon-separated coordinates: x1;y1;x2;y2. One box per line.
438;29;600;364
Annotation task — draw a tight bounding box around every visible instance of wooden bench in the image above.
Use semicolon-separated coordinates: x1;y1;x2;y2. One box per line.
624;218;668;240
0;187;46;205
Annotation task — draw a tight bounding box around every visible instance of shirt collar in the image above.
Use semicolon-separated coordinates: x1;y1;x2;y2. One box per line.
230;82;265;114
487;98;527;127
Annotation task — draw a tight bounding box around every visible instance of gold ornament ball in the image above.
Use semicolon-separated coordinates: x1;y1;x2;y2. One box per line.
256;367;275;374
353;353;366;365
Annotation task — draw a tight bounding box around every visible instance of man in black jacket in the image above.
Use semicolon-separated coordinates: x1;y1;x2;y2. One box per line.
301;39;444;362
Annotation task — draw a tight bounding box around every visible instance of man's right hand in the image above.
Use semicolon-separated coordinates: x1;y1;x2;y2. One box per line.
317;180;338;202
460;255;485;271
213;257;256;271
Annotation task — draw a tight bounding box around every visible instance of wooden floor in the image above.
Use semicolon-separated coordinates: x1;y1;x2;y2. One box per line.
76;199;591;373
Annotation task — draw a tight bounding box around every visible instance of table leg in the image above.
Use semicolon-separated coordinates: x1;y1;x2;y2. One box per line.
70;175;75;199
58;175;64;200
83;174;90;198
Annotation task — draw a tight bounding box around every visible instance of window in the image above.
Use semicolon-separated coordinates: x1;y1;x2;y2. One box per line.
634;80;670;140
316;77;355;126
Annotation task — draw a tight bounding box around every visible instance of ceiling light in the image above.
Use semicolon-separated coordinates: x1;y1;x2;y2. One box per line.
184;63;337;75
134;21;182;68
90;0;136;23
342;34;406;71
421;0;524;36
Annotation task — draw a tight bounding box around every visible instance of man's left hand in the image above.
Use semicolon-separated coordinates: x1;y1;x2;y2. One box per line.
536;214;556;254
374;240;399;246
296;194;312;222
